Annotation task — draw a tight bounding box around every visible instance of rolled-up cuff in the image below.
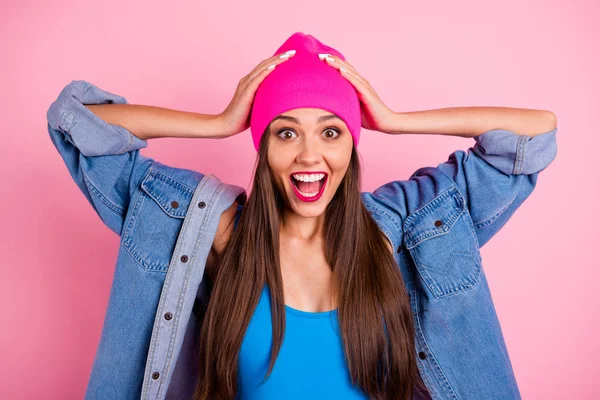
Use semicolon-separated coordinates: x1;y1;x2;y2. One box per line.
472;127;558;175
46;80;148;157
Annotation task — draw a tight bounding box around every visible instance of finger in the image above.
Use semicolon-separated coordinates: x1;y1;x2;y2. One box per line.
245;62;278;93
243;50;296;84
241;57;285;95
318;54;359;75
321;55;371;89
318;54;368;86
337;67;369;97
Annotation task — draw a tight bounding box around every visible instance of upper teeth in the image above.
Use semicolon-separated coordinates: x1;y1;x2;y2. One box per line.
292;173;325;182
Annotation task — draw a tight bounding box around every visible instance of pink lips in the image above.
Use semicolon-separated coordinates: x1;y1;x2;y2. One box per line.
289;172;328;203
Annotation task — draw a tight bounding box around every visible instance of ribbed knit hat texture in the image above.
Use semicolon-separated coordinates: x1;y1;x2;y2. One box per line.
250;32;361;151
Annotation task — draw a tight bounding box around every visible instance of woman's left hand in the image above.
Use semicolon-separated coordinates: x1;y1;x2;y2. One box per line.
319;54;396;133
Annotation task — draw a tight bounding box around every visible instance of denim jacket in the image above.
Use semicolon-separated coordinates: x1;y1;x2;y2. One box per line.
47;80;557;400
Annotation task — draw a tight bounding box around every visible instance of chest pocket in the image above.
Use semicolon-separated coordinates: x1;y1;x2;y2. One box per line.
122;169;194;272
403;186;482;298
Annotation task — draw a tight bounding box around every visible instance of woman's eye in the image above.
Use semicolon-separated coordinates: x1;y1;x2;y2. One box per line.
277;127;341;140
277;129;297;140
323;128;341;139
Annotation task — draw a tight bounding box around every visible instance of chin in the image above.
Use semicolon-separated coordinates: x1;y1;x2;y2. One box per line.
290;204;328;218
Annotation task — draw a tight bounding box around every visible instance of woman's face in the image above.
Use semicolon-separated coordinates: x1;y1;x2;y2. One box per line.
267;108;353;217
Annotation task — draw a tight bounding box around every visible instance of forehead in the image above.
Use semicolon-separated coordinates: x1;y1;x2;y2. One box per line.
271;108;343;125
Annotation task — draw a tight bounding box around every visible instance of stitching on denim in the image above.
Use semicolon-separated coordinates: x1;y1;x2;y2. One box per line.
363;203;402;255
158;183;223;398
141;174;209;398
472;178;523;231
463;208;484;260
403;188;462;249
82;171;125;215
407;205;482;299
122;241;168;273
121;191;177;271
120;166;173;272
410;278;458;399
117;126;135;154
140;169;196;219
513;135;527;175
141;174;211;398
364;201;403;234
403;186;456;229
148;168;197;193
81;81;92;100
141;179;188;219
407;204;463;248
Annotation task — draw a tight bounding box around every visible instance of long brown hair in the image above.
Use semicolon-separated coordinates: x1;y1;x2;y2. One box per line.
194;125;428;399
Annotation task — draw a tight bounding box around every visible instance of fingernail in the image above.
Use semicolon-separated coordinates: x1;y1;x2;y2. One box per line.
280;50;296;59
340;67;347;73
318;53;331;60
325;56;335;63
266;64;276;70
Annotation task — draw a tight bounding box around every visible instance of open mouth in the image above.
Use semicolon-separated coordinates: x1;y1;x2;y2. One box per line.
289;172;328;202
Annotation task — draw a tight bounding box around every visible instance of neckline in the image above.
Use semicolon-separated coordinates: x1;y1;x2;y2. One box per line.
284;303;338;319
262;285;338;319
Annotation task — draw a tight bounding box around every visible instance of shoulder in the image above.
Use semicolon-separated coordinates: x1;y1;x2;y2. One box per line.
139;161;245;255
212;199;240;257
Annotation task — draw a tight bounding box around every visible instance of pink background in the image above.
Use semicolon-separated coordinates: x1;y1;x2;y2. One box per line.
1;0;598;398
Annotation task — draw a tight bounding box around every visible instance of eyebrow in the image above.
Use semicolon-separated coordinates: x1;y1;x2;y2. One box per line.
271;114;342;124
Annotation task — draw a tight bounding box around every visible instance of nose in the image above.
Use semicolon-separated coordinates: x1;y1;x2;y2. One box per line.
295;136;323;165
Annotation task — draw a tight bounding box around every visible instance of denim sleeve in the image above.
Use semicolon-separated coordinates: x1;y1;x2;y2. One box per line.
368;127;558;249
425;127;558;247
46;80;154;236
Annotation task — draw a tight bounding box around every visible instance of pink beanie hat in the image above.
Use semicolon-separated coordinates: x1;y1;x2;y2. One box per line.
250;32;361;152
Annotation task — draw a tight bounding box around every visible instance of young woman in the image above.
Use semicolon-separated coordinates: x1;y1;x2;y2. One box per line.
47;32;557;400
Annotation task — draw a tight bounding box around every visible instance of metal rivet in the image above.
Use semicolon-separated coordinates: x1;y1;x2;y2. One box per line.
418;351;427;360
164;312;172;320
152;371;160;379
171;201;179;209
180;255;189;263
434;220;443;227
198;201;206;209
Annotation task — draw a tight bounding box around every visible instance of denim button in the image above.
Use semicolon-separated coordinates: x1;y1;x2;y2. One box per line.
171;201;179;209
152;371;160;379
181;255;189;263
198;201;206;209
418;351;427;359
434;220;443;227
164;312;172;320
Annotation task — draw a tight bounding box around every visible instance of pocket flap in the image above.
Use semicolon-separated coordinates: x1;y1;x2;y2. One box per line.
141;170;194;219
403;186;465;249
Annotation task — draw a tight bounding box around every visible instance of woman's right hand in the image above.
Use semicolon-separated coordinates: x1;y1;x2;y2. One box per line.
216;49;296;138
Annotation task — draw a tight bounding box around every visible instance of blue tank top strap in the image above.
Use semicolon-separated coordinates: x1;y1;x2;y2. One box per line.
234;202;243;230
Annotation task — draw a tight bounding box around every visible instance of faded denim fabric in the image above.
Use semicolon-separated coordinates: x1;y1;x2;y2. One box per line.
47;80;557;400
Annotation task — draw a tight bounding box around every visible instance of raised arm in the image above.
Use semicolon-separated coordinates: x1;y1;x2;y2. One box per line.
47;51;298;235
83;103;226;141
46;80;227;235
317;54;558;248
383;106;557;139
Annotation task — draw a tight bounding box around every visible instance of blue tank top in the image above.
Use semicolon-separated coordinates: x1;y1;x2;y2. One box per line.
232;204;429;399
236;284;368;399
233;204;366;398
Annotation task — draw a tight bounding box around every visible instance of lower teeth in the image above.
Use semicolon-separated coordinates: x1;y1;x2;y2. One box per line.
293;177;324;198
299;190;318;197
